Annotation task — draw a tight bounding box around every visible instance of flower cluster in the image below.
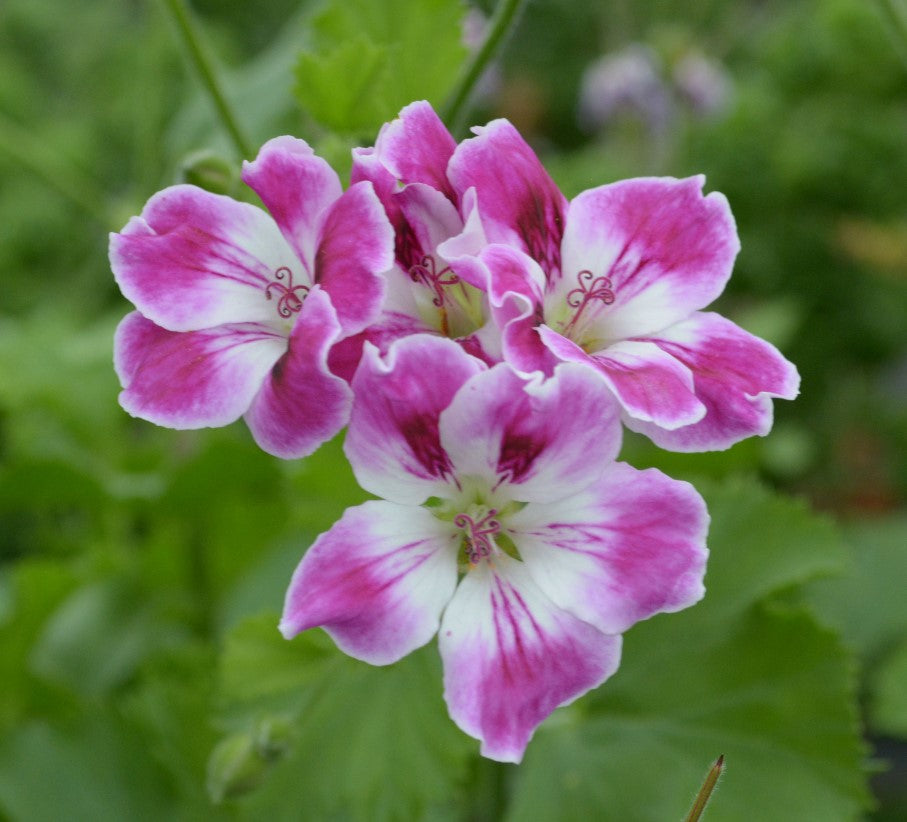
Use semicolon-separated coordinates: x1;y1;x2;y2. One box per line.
110;101;798;762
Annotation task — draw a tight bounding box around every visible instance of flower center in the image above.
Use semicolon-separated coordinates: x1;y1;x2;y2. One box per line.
264;266;309;319
408;255;464;337
453;507;501;565
561;269;615;338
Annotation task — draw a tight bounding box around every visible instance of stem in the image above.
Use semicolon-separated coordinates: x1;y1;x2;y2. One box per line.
877;0;907;71
684;755;725;822
0;112;114;227
441;0;528;134
161;0;254;159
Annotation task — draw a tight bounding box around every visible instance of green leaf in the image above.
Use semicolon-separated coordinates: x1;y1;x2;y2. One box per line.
804;515;907;663
293;0;468;135
506;479;869;822
216;613;472;820
870;637;907;738
0;713;175;822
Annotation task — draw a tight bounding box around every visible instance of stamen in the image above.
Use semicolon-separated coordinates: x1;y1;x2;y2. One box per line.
408;255;461;336
264;267;310;318
454;508;501;565
562;269;615;335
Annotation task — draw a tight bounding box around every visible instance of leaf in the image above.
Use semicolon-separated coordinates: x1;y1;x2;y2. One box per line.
216;613;472;820
804;515;907;663
869;638;907;738
506;479;869;822
293;0;468;135
0;713;176;822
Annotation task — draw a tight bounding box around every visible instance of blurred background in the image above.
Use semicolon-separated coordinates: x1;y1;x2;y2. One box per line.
1;0;906;818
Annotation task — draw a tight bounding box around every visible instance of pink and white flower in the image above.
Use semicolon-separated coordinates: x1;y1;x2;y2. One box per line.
280;335;709;762
443;120;800;451
110;137;393;458
329;102;498;380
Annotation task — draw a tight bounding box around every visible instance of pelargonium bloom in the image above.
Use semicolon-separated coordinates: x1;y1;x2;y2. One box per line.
280;334;709;762
330;101;498;379
110;137;393;458
443;119;800;451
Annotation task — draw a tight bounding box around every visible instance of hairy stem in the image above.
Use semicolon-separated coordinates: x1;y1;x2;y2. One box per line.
162;0;254;158
441;0;528;134
684;754;725;822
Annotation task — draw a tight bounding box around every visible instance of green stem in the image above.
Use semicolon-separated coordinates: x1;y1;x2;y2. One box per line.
161;0;254;159
684;755;724;822
441;0;528;134
877;0;907;71
0;112;114;227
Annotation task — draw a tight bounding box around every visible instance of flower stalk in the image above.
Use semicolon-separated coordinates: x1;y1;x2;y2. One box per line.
161;0;254;159
441;0;528;133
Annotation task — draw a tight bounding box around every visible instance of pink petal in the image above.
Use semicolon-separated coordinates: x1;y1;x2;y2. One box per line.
280;500;458;665
508;462;709;635
114;311;284;429
241;136;342;276
439;556;621;763
344;335;486;504
315;181;393;336
629;311;801;451
537;328;706;430
448;119;568;282
439;362;623;504
373;100;457;199
110;186;301;331
245;288;352;459
480;244;554;375
557;177;739;340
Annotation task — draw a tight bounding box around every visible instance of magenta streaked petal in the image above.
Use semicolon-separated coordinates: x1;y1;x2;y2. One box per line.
537;328;705;430
509;463;709;635
327;310;432;383
345;335;486;504
439;556;621;763
374;100;457;198
114;311;284;429
110;186;301;331
629;311;801;451
440;362;622;503
315;181;393;336
558;176;739;339
481;244;553;375
437;187;491;291
448;119;568;281
245;288;352;459
397;183;464;264
280;501;458;665
241;136;342;275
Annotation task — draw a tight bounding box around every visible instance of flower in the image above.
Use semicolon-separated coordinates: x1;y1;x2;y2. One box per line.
110;137;393;458
328;102;499;381
280;334;709;762
441;120;800;451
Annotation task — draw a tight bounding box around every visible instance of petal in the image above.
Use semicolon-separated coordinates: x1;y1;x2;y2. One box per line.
439;556;621;763
448;119;568;282
344;335;486;504
537;329;706;430
114;311;284;429
480;244;554;375
373;100;457;198
110;186;303;330
439;362;623;504
508;462;709;635
558;176;740;339
241;136;342;276
280;500;458;665
396;183;464;264
315;181;393;336
629;311;801;451
245;288;352;459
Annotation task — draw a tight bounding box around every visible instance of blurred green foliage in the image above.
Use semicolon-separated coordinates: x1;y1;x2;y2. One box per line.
1;0;906;819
